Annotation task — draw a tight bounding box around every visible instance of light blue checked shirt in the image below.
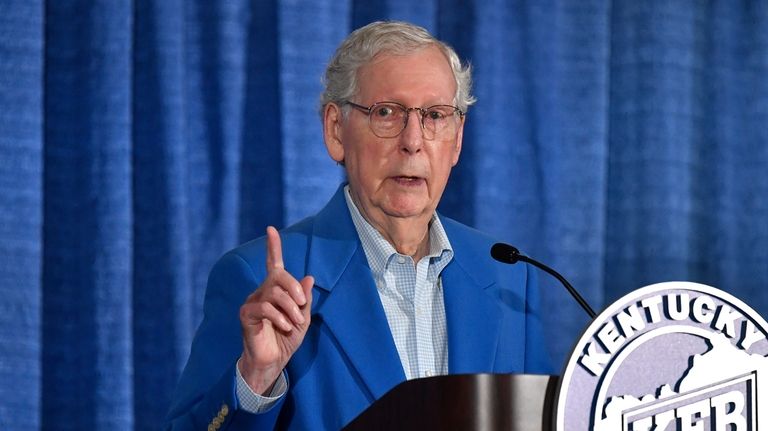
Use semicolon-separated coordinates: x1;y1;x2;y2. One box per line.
343;185;453;380
236;185;454;411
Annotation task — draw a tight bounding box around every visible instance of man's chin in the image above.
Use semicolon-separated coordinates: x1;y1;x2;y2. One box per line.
381;202;431;220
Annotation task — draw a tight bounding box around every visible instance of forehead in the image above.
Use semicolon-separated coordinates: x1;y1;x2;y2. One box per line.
355;45;457;103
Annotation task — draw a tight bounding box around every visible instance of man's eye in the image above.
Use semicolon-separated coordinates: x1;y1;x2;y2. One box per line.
374;106;395;117
426;110;446;120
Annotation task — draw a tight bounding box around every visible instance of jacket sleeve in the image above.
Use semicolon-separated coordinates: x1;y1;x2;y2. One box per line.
163;250;287;430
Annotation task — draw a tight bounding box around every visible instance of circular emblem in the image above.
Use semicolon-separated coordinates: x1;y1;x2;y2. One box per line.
555;281;768;430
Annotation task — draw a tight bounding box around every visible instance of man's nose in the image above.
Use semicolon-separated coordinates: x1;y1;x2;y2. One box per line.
399;110;424;153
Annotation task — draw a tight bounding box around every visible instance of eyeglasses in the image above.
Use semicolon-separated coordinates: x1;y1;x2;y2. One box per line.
344;101;464;140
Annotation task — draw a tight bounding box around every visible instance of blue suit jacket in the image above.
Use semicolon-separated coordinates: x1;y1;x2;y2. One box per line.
165;185;551;430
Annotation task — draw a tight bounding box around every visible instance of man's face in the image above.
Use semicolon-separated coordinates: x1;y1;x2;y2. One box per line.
323;45;464;226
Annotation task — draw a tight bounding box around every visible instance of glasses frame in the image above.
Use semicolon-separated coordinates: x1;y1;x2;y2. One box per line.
344;101;465;139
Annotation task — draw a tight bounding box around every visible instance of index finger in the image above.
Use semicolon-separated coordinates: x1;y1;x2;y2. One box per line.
265;226;284;271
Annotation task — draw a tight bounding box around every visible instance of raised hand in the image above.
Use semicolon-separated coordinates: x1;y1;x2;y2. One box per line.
238;226;314;394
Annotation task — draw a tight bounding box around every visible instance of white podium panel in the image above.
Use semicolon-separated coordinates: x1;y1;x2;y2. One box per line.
556;282;768;431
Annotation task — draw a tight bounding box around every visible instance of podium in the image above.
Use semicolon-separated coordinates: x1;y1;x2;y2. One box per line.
343;374;558;431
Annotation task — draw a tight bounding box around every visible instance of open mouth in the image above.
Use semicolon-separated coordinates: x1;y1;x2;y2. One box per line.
392;176;424;186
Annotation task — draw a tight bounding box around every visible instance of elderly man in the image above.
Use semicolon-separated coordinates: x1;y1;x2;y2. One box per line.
165;21;550;430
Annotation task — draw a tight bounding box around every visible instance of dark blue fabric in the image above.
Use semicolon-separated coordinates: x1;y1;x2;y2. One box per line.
42;1;134;429
1;0;767;428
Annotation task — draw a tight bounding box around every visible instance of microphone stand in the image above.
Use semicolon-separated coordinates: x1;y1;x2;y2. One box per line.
491;243;597;319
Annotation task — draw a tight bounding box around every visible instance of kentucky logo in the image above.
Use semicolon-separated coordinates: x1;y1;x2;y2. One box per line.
555;282;768;430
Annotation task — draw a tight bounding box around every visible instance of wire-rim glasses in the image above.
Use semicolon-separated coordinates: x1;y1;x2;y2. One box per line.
345;101;464;140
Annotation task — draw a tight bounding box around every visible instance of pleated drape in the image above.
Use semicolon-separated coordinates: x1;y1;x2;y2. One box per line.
1;1;45;430
1;1;767;429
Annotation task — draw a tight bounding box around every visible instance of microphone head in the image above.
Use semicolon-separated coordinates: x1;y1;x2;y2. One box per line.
491;242;521;264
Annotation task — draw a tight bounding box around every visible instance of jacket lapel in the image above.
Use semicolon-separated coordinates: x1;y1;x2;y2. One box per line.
306;186;405;401
438;217;514;374
441;259;505;374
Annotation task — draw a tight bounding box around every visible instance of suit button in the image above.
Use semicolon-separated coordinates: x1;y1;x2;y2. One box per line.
220;404;229;416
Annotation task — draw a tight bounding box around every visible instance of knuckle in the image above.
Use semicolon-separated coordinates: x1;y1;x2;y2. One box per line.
254;301;270;314
239;303;254;321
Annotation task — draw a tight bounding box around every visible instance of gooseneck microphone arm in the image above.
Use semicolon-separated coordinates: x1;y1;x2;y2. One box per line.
490;243;597;319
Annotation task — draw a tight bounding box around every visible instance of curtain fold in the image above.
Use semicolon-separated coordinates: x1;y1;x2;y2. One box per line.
41;1;134;428
132;0;192;427
1;0;767;428
0;1;44;429
277;2;349;224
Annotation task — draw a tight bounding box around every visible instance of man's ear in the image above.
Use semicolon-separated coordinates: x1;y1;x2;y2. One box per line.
323;103;345;164
451;115;465;166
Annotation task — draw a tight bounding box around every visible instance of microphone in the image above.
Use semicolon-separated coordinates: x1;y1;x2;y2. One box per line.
490;243;597;319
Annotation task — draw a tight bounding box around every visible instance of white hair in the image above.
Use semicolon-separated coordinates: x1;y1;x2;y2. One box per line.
320;21;476;116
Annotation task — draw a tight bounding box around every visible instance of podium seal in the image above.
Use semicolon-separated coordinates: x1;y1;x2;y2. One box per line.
555;281;768;430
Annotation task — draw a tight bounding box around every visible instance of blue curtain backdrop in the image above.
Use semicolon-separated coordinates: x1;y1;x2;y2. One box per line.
1;0;767;428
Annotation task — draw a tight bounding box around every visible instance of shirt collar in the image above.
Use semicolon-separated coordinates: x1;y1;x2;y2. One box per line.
343;185;453;278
